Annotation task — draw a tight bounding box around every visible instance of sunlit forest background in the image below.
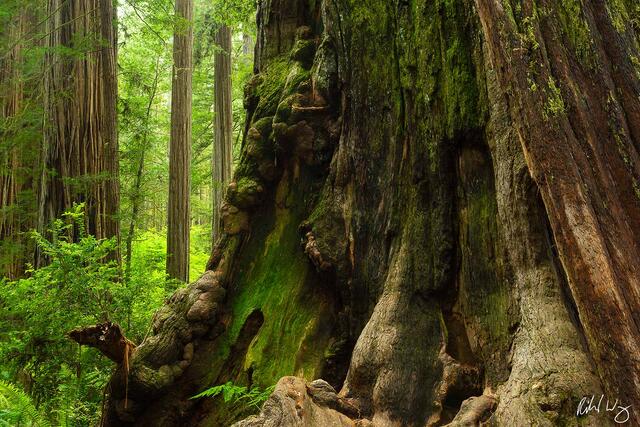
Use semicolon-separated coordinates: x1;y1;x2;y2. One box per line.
0;0;255;424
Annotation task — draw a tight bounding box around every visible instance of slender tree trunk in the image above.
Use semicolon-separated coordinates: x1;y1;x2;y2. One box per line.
124;155;145;280
242;32;252;56
124;60;161;280
38;0;120;266
212;24;233;243
99;0;120;255
166;0;193;282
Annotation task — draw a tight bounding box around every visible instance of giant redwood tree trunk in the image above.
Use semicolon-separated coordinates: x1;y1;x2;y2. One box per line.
39;0;120;261
98;0;640;425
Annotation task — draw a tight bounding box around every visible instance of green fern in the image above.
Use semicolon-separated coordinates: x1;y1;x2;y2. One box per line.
191;381;275;411
0;380;51;427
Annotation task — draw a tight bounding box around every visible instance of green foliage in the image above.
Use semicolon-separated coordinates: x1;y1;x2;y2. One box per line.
0;0;258;423
194;0;255;35
0;380;50;427
191;381;275;412
118;0;255;236
0;206;175;425
126;225;211;286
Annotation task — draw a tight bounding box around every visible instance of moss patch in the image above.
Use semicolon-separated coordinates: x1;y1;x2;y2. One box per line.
543;76;566;120
290;38;316;69
253;58;291;119
607;0;630;33
556;0;596;67
203;169;337;395
253;58;312;122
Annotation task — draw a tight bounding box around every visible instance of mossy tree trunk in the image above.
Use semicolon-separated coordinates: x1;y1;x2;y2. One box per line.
96;0;640;425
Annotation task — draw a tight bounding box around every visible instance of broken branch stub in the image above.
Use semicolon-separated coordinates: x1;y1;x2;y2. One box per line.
68;322;136;364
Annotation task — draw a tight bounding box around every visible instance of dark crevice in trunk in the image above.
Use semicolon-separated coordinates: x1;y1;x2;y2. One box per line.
218;309;265;384
442;310;478;367
429;130;500;426
439;369;485;425
189;310;265;425
318;311;352;391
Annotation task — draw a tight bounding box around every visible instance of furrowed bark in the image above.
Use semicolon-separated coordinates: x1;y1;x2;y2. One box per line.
0;9;34;279
100;1;640;425
212;24;233;243
166;0;193;282
475;0;640;412
38;0;120;264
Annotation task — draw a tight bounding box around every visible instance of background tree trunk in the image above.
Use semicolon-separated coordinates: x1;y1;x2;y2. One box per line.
242;32;252;56
212;24;233;243
0;10;31;279
38;0;120;265
101;1;640;425
166;0;193;282
124;60;161;281
99;0;120;252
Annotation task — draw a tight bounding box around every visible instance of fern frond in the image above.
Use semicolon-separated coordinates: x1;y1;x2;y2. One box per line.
0;380;51;427
190;381;274;411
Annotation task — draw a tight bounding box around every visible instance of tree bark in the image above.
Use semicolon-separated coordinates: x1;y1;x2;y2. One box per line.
38;0;120;265
212;24;233;243
166;0;193;282
99;1;640;425
0;10;32;279
243;32;253;56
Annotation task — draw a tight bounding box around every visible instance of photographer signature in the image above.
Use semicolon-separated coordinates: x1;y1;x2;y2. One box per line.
577;395;632;424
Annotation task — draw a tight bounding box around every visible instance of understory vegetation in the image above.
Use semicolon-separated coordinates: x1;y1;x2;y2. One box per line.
0;206;212;426
191;382;275;412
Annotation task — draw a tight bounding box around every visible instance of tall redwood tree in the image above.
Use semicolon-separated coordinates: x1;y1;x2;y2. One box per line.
166;0;194;282
39;0;120;264
212;24;233;243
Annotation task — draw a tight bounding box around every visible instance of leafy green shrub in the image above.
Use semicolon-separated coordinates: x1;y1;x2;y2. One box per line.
0;206;121;424
0;205;175;426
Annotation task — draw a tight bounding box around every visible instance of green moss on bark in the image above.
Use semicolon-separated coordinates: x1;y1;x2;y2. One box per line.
607;0;630;33
253;58;290;119
556;0;596;67
204;171;336;394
